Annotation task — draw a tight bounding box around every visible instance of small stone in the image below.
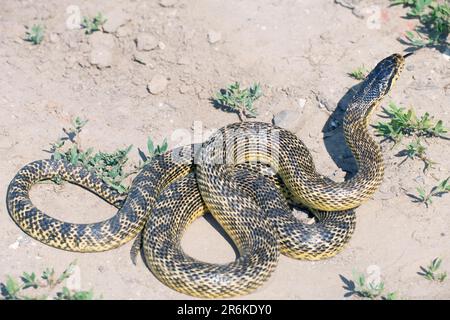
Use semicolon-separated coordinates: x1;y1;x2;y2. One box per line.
89;32;115;49
136;33;158;51
158;41;166;50
147;74;168;94
159;0;178;7
116;25;132;38
65;265;81;291
49;33;59;43
297;98;307;109
177;56;190;65
406;64;415;71
179;85;190;94
89;48;113;68
68;40;78;49
207;31;222;44
133;52;154;67
88;33;115;68
272;110;302;131
103;10;129;33
314;91;335;112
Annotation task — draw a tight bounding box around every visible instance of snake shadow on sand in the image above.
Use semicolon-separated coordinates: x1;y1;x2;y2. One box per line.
322;83;363;179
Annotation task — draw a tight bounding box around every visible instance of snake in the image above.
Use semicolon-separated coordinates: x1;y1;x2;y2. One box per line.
6;53;409;298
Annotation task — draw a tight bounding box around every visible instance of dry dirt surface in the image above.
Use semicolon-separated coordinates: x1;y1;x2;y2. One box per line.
1;0;449;300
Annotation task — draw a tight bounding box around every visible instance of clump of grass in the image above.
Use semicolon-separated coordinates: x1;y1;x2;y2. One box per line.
215;82;262;121
414;176;450;207
419;257;447;282
341;271;397;300
25;24;44;45
81;13;107;34
0;261;95;300
375;101;447;144
391;0;450;48
348;65;369;80
50;117;168;194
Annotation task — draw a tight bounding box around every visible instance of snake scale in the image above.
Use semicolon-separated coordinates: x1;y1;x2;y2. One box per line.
6;53;408;298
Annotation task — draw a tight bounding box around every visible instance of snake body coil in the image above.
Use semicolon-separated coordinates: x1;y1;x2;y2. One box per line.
6;53;407;298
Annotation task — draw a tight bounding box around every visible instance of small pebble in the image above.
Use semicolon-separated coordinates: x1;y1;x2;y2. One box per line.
147;74;168;94
89;48;113;68
158;41;166;50
272;109;302;131
207;31;222;44
177;56;190;65
66;265;82;291
133;52;154;67
159;0;178;7
136;33;158;51
102;10;129;33
49;33;59;43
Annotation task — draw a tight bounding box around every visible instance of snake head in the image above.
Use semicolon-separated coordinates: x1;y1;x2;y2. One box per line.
362;53;409;102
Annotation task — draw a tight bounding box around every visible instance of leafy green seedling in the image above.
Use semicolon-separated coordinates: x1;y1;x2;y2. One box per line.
348;65;369;80
25;24;44;45
49;117;170;194
81;13;107;34
1;261;95;300
415;177;450;207
391;0;450;47
215;82;262;121
353;271;386;299
419;257;447;282
341;271;397;300
375;101;448;144
399;138;436;172
146;137;168;158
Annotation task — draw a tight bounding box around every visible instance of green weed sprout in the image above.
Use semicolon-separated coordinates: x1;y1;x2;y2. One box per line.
400;138;436;172
25;24;44;45
1;261;94;300
419;258;447;282
215;82;262;121
415;177;450;207
81;13;107;34
391;0;449;47
375;102;448;144
348;65;369;80
50;117;169;194
342;271;397;300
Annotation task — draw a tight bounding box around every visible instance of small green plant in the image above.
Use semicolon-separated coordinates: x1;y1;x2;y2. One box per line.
25;24;44;45
375;102;448;144
0;261;95;300
419;257;447;282
391;0;450;48
215;82;262;121
348;65;369;80
399;138;436;172
81;13;107;34
415;176;450;207
341;271;397;300
353;272;390;299
50;117;168;194
143;137;168;161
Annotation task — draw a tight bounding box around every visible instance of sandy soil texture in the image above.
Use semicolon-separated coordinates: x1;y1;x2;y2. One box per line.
0;0;449;300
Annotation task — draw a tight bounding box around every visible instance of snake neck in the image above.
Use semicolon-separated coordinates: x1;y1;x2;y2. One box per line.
339;97;385;200
344;96;384;166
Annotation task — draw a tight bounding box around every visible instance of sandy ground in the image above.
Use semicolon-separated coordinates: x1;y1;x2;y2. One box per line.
0;0;449;300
